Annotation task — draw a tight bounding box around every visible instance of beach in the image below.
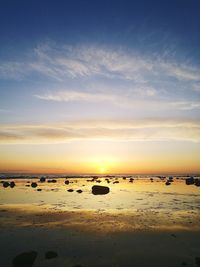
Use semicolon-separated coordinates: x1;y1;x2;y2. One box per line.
0;176;200;267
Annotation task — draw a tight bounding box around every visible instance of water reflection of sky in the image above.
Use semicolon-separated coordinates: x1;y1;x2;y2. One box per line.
0;177;199;212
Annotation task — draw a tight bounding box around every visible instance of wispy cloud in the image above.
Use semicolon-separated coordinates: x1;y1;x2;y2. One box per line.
0;43;200;83
34;90;200;110
0;118;199;144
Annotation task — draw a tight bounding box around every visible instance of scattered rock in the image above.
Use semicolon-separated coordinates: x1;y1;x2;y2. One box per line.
37;189;42;191
92;185;110;195
10;181;16;188
3;181;10;188
12;251;37;267
40;177;46;182
68;189;74;192
76;189;83;193
185;177;194;185
165;181;171;186
65;180;69;185
194;179;200;187
45;251;58;260
31;182;37;188
113;181;119;184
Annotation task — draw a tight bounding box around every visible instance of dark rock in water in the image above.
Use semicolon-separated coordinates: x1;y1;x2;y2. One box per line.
10;181;16;188
113;181;119;184
185;177;194;185
37;188;42;191
194;179;200;187
76;189;83;193
195;257;200;267
45;251;58;260
26;185;30;187
165;181;171;186
3;181;10;188
68;189;74;192
40;177;46;182
47;179;57;183
65;180;69;185
92;185;110;195
12;251;37;267
31;182;37;188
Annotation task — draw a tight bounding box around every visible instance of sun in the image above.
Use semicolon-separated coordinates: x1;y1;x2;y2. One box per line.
100;167;105;174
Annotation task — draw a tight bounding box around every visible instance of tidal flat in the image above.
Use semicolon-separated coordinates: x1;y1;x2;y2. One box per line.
0;176;200;267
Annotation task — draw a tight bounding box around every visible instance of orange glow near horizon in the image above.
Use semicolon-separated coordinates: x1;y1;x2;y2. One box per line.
0;140;200;175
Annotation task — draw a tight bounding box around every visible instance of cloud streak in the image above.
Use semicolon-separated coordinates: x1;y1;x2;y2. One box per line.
0;43;200;84
0;118;199;144
35;90;200;110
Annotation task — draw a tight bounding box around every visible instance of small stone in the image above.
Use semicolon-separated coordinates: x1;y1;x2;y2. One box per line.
3;181;10;188
31;182;37;188
68;189;74;192
12;251;37;267
76;189;83;193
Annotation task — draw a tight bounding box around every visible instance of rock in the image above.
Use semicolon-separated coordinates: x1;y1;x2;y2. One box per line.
10;181;16;188
92;185;110;195
195;257;200;267
65;180;69;185
3;181;10;188
40;177;46;182
37;189;42;191
165;181;171;186
194;179;200;187
31;182;37;188
113;181;119;184
45;251;58;260
185;177;194;185
12;251;37;267
76;189;83;193
68;189;74;192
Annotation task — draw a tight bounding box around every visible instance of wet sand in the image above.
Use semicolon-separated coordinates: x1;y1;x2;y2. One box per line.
0;176;200;267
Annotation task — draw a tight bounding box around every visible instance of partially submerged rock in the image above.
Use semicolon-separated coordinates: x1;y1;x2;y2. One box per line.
65;180;69;185
10;181;16;188
185;177;194;185
3;181;10;188
12;251;37;267
92;185;110;195
31;182;37;188
76;189;83;193
40;177;46;182
165;181;171;186
68;189;74;192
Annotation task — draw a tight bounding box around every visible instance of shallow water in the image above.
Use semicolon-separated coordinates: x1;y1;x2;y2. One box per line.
0;176;200;231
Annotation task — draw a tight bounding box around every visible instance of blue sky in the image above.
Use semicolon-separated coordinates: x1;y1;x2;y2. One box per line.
0;0;200;173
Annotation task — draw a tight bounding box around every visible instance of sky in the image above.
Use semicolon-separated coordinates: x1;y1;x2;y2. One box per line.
0;0;200;174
